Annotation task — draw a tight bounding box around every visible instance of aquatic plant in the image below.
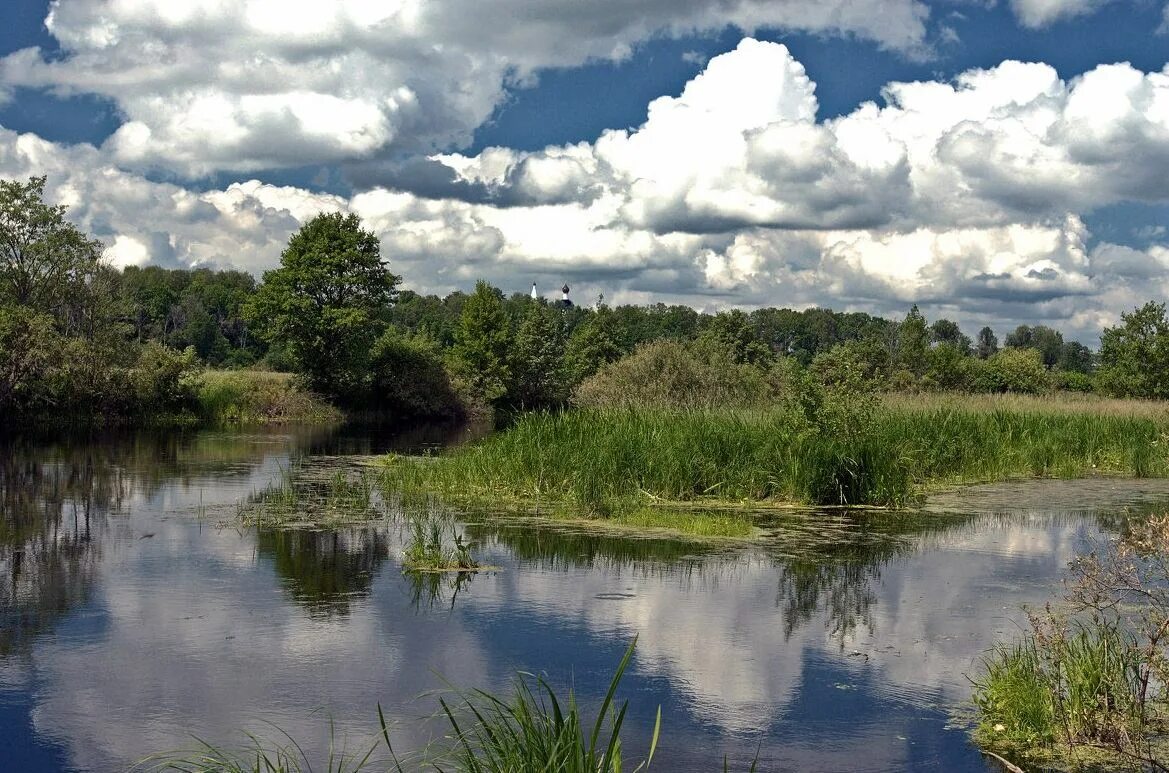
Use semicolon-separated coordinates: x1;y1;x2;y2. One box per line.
379;400;1169;511
402;516;478;571
236;465;380;527
971;515;1169;770
422;637;660;773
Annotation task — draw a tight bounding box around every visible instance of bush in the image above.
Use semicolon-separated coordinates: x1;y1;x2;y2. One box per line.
129;342;202;420
369;329;467;420
574;339;772;409
197;370;341;425
984;348;1050;394
1053;370;1094;393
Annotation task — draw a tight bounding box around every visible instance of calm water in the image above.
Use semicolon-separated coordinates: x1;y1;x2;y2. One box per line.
5;425;1169;772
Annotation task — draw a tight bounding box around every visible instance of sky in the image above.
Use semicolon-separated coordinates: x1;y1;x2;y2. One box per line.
1;1;1168;341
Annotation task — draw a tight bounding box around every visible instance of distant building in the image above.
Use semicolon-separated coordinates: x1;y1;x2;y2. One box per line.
531;282;538;300
560;283;573;308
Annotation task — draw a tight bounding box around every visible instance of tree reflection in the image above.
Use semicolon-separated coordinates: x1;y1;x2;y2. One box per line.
0;441;119;657
256;528;390;617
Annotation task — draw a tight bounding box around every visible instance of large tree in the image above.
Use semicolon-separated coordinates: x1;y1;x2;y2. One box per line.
450;281;513;405
246;212;398;401
1097;302;1169;399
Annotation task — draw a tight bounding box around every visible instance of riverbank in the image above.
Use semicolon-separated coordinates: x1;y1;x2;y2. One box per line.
197;369;342;426
377;396;1169;512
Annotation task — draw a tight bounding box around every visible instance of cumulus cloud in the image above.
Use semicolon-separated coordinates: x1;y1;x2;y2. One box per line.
4;38;1169;341
1008;0;1115;27
0;0;931;176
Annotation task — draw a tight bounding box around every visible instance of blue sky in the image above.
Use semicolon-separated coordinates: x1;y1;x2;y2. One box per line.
1;0;1168;339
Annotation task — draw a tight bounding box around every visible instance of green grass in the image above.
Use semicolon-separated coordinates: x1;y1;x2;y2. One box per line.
197;370;342;426
971;625;1150;770
236;466;379;527
402;517;480;571
378;403;1169;512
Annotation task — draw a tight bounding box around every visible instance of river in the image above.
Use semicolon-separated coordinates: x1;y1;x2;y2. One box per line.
4;424;1169;772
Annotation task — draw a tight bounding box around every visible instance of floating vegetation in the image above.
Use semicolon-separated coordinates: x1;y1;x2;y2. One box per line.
401;516;481;572
236;463;381;528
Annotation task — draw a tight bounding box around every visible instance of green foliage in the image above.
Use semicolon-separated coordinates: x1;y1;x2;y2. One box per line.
1097;301;1169;399
402;517;478;571
245;212;399;402
197;370;341;426
508;300;570;410
976;326;999;359
1053;370;1094;393
574;339;772;410
924;342;975;391
0;303;58;411
564;306;623;384
983;348;1050;394
0;176;105;310
929;318;972;355
1005;324;1064;368
972;515;1169;769
433;638;658;773
698;309;773;366
129;342;202;420
451;281;513;406
369;328;466;420
895;305;930;376
382;399;1169;512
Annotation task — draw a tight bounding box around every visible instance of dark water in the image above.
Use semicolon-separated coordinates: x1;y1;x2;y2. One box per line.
5;426;1169;772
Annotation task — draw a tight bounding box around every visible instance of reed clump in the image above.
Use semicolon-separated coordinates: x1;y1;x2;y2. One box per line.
971;515;1169;770
379;400;1169;511
198;370;342;426
402;517;479;571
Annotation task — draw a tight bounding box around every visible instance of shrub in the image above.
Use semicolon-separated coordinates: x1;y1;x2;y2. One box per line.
1053;370;1094;393
574;340;772;409
129;342;202;420
985;348;1050;394
369;328;467;420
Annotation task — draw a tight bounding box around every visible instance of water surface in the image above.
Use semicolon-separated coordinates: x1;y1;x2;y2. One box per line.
3;426;1168;771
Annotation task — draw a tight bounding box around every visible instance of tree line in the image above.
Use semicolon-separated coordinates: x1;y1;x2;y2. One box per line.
3;175;1168;427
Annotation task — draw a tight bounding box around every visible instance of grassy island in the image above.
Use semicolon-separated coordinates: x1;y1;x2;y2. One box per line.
379;395;1169;513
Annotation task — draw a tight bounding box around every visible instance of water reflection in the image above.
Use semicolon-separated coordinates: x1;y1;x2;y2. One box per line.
0;442;120;659
5;429;1169;772
256;528;390;617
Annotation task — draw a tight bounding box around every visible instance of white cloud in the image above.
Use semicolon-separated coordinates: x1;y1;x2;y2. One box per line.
5;39;1169;340
1008;0;1115;27
0;0;931;176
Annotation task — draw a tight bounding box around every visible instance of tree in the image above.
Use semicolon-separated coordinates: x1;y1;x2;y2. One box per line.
1057;341;1094;374
1005;324;1064;368
451;281;513;405
565;307;622;384
975;326;999;359
509;301;569;409
0;176;105;310
896;305;930;376
245;212;398;402
697;309;772;366
929;318;972;355
1097;302;1169;399
985;348;1050;394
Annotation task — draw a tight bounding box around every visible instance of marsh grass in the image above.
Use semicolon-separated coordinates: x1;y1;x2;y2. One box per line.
148;640;701;773
402;516;480;571
421;637;660;773
139;715;387;773
198;370;342;426
237;465;380;527
379;402;1169;511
